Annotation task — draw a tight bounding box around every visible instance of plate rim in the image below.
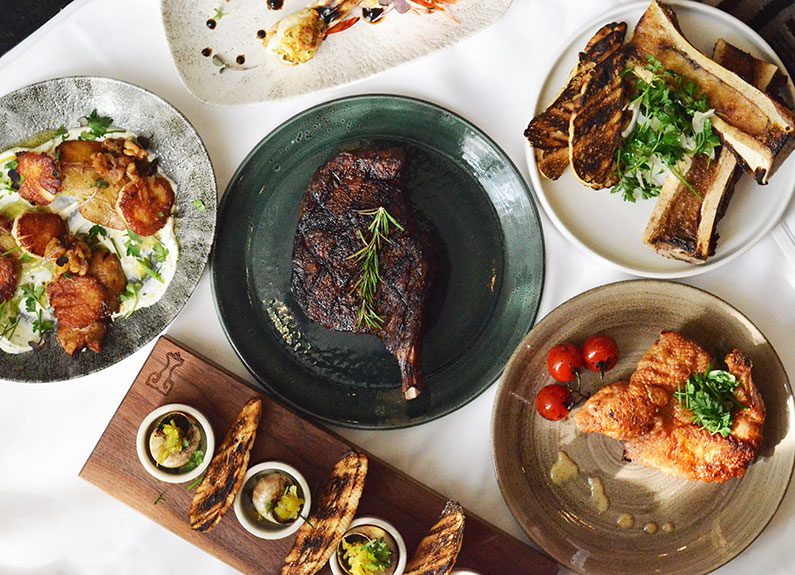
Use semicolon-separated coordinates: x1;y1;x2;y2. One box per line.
523;0;795;279
211;92;546;429
0;74;217;382
490;278;795;574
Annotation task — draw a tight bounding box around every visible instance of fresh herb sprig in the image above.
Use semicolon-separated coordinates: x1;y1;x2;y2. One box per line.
347;207;404;330
20;284;53;336
342;536;392;573
124;229;164;283
613;55;721;202
78;109;123;141
673;365;746;437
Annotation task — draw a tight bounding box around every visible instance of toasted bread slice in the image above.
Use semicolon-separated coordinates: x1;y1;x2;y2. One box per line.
535;147;570;180
569;49;626;189
405;500;466;575
189;398;262;532
12;212;67;257
280;449;368;575
16;152;60;206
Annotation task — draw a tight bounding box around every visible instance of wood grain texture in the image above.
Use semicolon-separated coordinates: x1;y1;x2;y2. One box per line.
79;336;558;575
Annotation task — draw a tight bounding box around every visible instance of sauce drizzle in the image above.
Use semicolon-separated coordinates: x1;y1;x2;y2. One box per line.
588;476;610;514
550;451;579;485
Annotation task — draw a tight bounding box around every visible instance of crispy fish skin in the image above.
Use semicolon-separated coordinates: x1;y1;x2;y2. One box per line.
404;500;465;575
189;398;261;533
569;49;627;189
281;449;368;575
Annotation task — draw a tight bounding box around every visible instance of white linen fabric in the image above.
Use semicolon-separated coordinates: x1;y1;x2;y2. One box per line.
0;1;793;574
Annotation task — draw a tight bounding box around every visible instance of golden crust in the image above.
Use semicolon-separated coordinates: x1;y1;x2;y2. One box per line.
47;275;108;329
0;255;17;303
189;398;262;533
13;212;67;257
56;322;106;356
116;175;174;236
576;331;766;483
281;449;368;575
16;152;60;206
405;500;465;575
88;250;127;314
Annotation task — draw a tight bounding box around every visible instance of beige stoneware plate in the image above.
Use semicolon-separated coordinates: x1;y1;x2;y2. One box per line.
492;280;794;575
525;0;795;278
161;0;511;105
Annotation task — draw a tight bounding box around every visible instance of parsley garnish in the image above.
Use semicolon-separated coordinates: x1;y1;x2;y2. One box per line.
20;283;53;336
4;160;18;171
88;224;107;242
192;199;207;212
153;242;169;263
78;109;121;141
187;476;204;491
347;207;404;330
55;125;68;140
124;229;163;283
673;366;746;437
181;450;205;472
212;7;235;20
612;56;721;202
153;494;165;505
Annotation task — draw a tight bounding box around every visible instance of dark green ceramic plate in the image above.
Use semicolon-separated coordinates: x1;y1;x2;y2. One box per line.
212;95;544;428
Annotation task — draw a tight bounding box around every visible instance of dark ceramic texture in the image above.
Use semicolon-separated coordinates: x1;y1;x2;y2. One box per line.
212;95;545;429
0;77;216;382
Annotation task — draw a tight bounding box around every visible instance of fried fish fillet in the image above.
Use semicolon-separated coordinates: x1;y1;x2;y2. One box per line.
525;22;627;180
575;331;765;483
405;500;465;575
281;449;368;575
189;398;262;532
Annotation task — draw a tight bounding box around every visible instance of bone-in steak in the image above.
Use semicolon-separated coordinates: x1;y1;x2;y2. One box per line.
291;148;431;400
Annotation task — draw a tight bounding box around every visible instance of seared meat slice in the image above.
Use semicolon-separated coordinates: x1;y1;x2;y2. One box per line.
576;331;765;483
525;22;627;180
0;255;17;303
16;152;60;206
628;0;794;183
291;148;431;400
281;450;368;575
88;249;127;314
643;40;782;262
12;212;68;257
56;322;107;356
116;175;175;236
404;500;465;575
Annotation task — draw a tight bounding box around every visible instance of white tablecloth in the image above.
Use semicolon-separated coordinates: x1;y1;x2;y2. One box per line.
1;1;794;574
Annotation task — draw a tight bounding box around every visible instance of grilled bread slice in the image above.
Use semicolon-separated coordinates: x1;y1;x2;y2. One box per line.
569;49;627;189
404;500;466;575
525;22;626;180
189;398;261;532
281;449;368;575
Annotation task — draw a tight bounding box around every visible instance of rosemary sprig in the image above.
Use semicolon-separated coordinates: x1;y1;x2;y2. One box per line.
347;207;404;330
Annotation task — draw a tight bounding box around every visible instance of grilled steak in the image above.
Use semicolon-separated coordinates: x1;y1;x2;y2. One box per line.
628;0;795;183
291;148;431;400
643;40;783;262
280;449;368;575
525;22;627;180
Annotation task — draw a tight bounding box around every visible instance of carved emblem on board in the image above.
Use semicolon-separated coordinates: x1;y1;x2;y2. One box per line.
145;351;184;396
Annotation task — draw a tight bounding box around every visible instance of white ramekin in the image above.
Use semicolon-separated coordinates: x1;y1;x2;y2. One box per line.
135;403;214;484
233;461;312;540
329;516;407;575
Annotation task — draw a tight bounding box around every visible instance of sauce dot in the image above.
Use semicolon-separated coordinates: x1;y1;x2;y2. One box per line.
644;522;659;535
617;513;635;529
236;54;246;65
267;0;285;9
257;29;267;39
662;522;675;534
206;19;217;29
201;47;212;57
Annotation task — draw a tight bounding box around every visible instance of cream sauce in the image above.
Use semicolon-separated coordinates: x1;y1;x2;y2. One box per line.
550;450;579;485
588;476;610;514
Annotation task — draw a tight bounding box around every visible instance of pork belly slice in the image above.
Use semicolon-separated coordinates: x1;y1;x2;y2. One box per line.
525;22;627;180
628;1;794;184
643;40;782;262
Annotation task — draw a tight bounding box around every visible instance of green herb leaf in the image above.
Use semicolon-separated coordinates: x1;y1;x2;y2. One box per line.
153;242;169;263
86;109;113;138
192;199;207;212
94;177;109;189
181;450;205;473
187;476;204;491
4;160;18;171
673;365;746;437
153;494;164;505
119;282;142;304
88;224;107;242
55;126;68;139
32;308;53;335
212;7;235;20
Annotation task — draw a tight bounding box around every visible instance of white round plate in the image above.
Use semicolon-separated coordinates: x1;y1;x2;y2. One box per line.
525;0;795;278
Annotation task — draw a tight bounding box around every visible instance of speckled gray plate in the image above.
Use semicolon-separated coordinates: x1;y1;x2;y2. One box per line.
0;76;216;382
492;280;794;575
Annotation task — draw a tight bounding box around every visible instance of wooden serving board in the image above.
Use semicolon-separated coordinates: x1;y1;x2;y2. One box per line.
80;336;558;575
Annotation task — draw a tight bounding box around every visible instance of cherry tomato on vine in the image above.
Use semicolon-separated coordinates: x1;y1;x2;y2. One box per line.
582;334;619;378
535;384;573;421
546;343;583;384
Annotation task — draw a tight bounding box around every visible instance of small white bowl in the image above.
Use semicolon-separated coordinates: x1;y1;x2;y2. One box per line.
450;570;482;575
234;461;312;540
136;403;214;484
330;516;407;575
